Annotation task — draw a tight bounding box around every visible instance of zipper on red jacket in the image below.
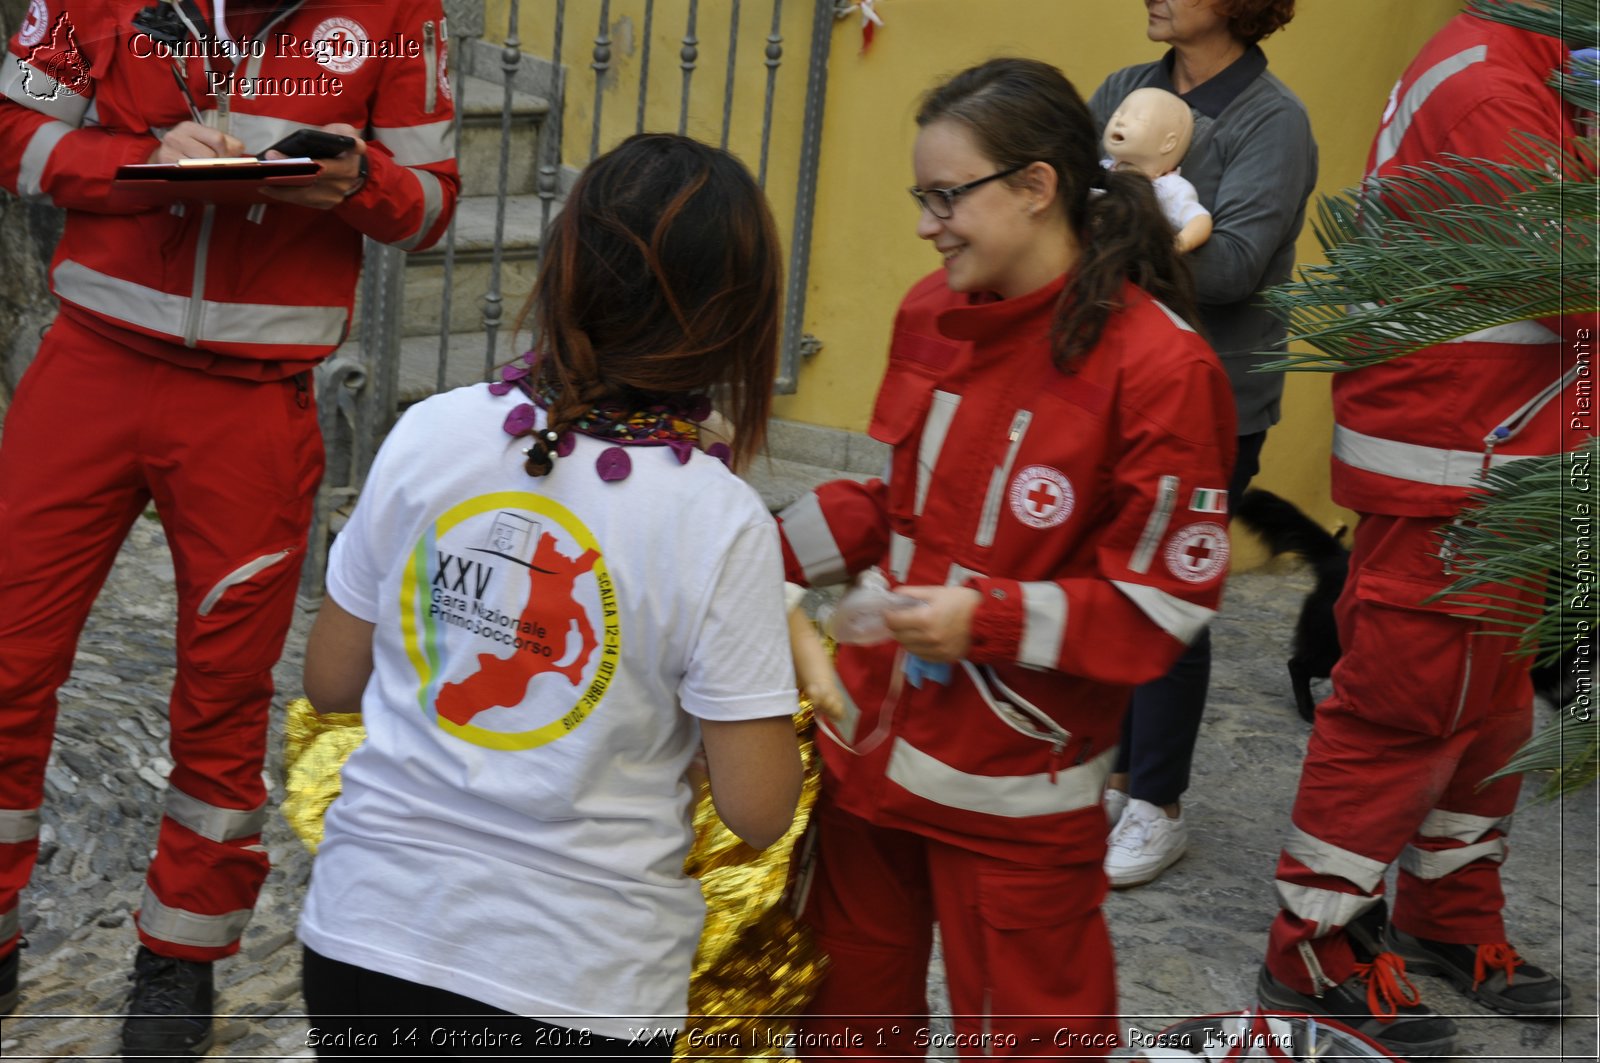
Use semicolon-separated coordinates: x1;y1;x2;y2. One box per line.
423;21;439;114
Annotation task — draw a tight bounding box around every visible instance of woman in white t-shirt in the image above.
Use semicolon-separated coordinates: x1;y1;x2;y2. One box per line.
295;133;804;1059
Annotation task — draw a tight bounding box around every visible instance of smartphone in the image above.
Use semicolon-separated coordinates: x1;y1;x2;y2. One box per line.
263;129;356;159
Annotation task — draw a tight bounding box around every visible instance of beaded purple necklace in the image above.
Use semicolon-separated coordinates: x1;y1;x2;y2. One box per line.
490;352;731;482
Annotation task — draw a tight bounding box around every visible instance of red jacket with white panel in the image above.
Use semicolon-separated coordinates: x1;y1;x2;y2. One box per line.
780;272;1236;863
1332;14;1588;518
0;0;458;377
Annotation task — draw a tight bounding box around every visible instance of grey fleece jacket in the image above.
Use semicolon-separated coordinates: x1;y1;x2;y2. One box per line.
1089;48;1318;436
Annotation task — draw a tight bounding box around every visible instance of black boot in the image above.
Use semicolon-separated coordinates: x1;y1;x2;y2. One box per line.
120;945;215;1058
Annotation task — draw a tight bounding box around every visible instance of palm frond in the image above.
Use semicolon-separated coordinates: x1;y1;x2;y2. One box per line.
1552;49;1600;115
1432;441;1600;666
1489;711;1600;800
1261;138;1597;372
1469;0;1600;49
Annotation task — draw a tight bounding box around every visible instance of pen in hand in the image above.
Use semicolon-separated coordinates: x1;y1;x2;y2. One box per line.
170;63;204;125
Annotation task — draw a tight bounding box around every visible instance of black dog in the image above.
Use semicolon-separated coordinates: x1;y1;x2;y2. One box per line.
1234;489;1587;722
1233;489;1350;722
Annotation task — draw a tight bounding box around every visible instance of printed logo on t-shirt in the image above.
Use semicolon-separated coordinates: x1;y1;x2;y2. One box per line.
1164;521;1229;584
400;492;620;750
1008;465;1074;530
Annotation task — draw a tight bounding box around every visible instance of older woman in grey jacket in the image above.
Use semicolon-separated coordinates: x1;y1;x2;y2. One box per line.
1089;0;1317;888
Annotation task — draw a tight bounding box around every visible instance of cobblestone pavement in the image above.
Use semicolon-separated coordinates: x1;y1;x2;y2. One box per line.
1;515;1595;1061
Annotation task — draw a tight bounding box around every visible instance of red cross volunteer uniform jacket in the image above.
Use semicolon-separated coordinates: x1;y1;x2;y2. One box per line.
779;272;1237;864
1331;14;1587;519
0;0;459;376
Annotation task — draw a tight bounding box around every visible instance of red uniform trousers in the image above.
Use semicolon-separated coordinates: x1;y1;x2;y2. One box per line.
0;315;323;961
1264;514;1533;993
797;792;1118;1060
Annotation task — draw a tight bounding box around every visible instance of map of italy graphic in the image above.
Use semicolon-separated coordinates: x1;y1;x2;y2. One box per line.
435;530;601;726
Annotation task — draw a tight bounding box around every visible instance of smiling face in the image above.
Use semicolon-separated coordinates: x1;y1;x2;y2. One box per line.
912;119;1066;299
1144;0;1232;46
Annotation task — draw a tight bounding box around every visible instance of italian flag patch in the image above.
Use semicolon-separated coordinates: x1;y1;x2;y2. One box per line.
1190;488;1228;514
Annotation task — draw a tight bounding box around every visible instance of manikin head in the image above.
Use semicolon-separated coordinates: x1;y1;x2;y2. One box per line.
1103;87;1194;179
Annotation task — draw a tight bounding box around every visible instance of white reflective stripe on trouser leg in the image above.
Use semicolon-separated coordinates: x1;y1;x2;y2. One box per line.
163;787;267;844
0;905;16;943
779;493;849;587
1398;837;1507;880
138;887;253;950
1281;827;1388;894
0;807;41;845
1275;882;1383;938
1417;808;1505;844
885;742;1114;819
198;549;295;617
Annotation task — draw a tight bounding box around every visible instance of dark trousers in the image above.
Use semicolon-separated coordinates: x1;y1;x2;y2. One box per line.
1113;431;1265;805
302;947;675;1061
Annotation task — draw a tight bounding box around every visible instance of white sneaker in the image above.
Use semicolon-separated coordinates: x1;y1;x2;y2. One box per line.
1104;798;1187;888
1104;788;1129;831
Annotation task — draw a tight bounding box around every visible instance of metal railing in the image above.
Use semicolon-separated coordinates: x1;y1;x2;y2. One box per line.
303;0;837;598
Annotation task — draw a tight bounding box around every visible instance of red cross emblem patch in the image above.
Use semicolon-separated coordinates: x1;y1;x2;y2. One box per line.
1163;522;1229;584
1008;465;1075;530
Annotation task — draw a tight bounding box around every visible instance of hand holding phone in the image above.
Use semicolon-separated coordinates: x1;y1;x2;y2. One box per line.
262;129;357;159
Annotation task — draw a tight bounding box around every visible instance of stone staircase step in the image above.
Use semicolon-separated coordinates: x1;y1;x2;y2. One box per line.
456;74;548;199
352;193;548;339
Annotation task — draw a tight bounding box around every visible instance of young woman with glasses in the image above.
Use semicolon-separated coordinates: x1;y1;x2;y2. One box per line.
775;57;1237;1056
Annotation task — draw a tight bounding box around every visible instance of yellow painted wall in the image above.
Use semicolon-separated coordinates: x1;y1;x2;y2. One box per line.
482;1;1464;564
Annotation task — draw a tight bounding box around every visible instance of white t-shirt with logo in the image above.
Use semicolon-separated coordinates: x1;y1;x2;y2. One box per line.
297;383;797;1037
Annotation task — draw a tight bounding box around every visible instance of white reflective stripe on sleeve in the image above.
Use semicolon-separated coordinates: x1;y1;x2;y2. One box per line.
52;260;347;347
916;391;961;517
1275;882;1382;937
226;112;306;154
1282;827;1388;893
137;887;253;949
1332;425;1557;488
779;493;849;586
1449;320;1561;345
1417;808;1505;844
391;168;445;251
372;118;455;166
18;120;70;201
1371;46;1487;173
1017;581;1067;669
1151;299;1196;333
1110;580;1215;645
1399;837;1507;880
0;905;17;941
888;531;914;582
0;61;90;124
198;549;295;617
0;807;41;845
1129;476;1179;575
163;788;268;843
885;741;1112;819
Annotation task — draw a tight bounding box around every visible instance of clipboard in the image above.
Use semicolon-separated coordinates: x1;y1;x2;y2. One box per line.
112;156;320;204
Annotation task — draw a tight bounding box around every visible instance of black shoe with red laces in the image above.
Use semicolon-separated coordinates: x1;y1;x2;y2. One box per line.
1387;925;1571;1017
120;945;215;1058
1257;953;1459;1060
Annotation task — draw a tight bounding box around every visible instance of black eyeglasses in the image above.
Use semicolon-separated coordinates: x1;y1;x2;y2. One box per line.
909;164;1027;219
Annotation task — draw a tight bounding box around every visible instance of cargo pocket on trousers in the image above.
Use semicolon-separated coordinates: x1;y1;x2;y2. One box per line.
972;861;1114;1019
1336;572;1498;737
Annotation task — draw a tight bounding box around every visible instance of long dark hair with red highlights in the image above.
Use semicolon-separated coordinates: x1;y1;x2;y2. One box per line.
512;133;783;475
916;58;1199;369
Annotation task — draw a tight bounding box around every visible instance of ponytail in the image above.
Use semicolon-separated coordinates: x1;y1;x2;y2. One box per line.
1053;167;1200;368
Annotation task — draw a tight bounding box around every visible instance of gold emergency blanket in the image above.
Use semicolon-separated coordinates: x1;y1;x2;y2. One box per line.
280;698;825;1059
